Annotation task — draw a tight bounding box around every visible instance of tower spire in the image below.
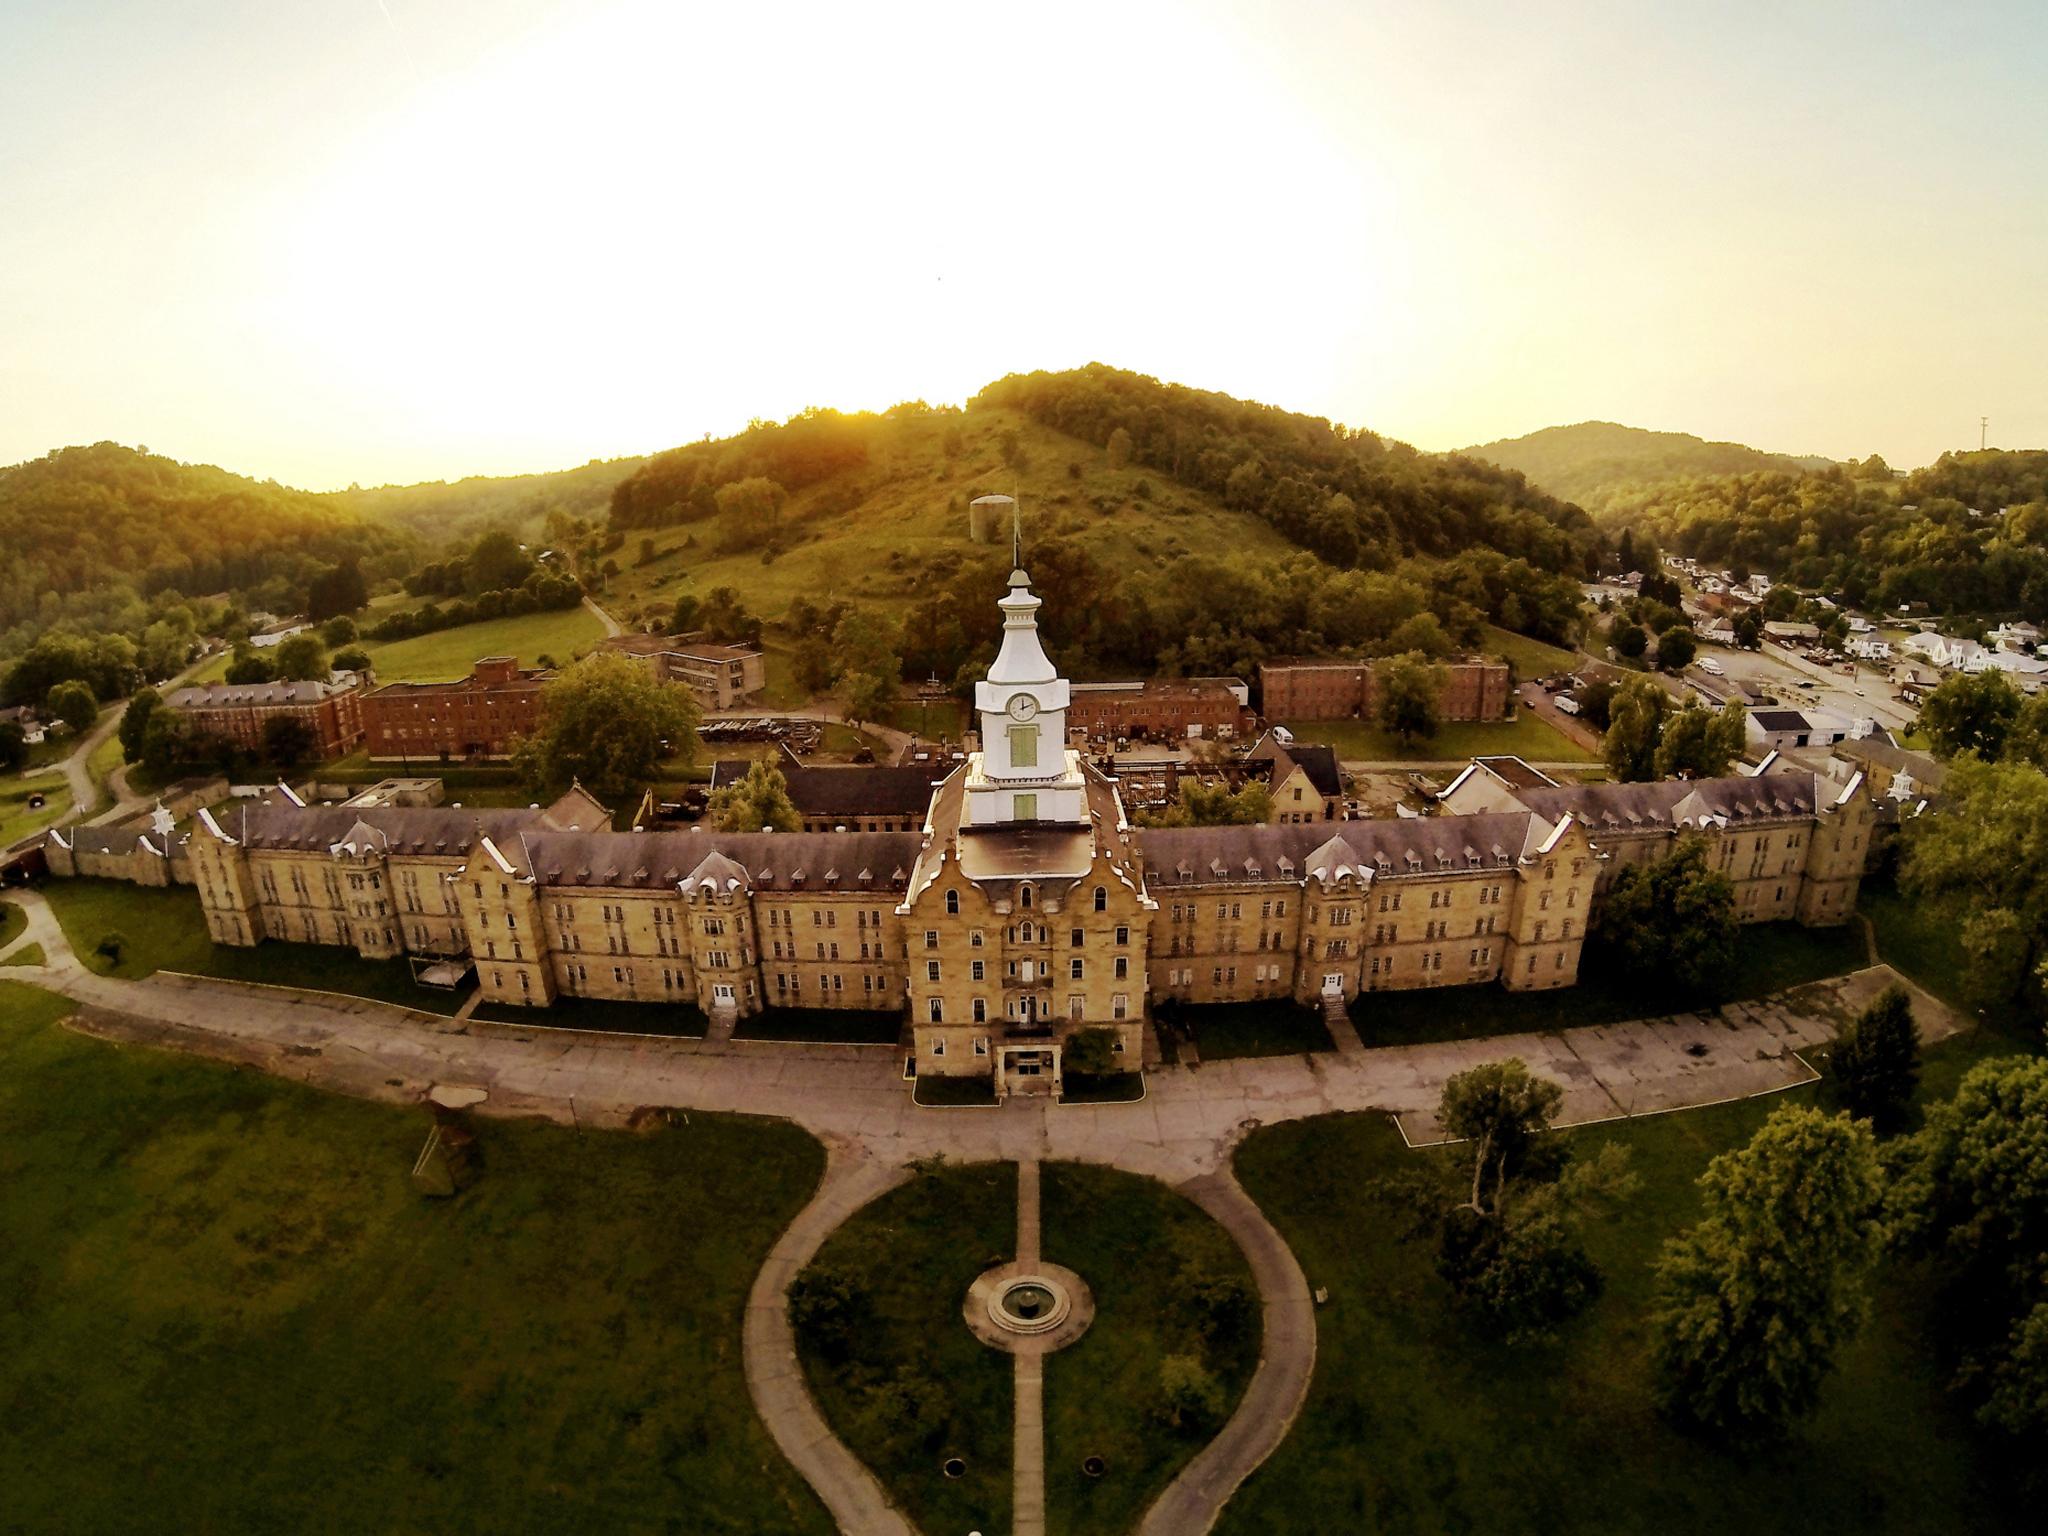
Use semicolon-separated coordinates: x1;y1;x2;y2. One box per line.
1011;490;1023;573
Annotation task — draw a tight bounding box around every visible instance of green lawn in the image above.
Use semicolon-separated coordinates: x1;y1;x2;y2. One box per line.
0;899;23;950
0;976;832;1535
362;604;607;683
1859;878;1969;1011
1226;1046;2030;1535
2;943;47;968
0;771;72;849
1160;998;1336;1059
1042;1163;1261;1536
1483;623;1581;678
1059;1070;1146;1104
733;1006;904;1044
1353;921;1872;1046
84;726;124;813
914;1074;1001;1106
796;1160;1017;1536
39;879;474;1015
1281;709;1595;763
474;995;708;1037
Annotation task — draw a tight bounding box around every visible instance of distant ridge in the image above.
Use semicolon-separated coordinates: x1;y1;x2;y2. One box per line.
1458;421;1835;511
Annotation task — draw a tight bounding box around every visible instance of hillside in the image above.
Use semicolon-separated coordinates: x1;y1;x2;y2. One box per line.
597;367;1599;690
0;443;411;661
1460;421;1833;512
339;455;646;545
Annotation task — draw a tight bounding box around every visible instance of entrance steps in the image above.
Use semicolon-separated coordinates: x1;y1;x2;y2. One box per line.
705;1003;739;1044
1322;992;1365;1056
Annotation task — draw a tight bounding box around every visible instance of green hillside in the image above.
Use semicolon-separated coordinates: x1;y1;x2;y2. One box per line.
338;455;646;545
1461;421;1834;512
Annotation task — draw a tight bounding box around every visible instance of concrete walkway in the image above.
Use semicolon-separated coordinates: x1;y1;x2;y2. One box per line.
743;1146;916;1536
2;884;1967;1535
1013;1159;1046;1536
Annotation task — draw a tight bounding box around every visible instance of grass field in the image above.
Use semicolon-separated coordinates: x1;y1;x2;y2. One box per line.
797;1160;1017;1536
1226;1041;2032;1536
1859;878;1969;1009
0;976;832;1535
733;1007;904;1044
1;943;46;968
0;899;23;950
1160;999;1337;1059
1353;921;1871;1046
0;770;72;848
84;725;124;813
1041;1163;1260;1536
1281;709;1595;763
362;604;608;682
473;995;708;1037
1484;623;1581;677
39;879;474;1015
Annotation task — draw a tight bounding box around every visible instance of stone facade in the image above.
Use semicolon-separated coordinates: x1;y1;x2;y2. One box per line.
131;574;1877;1092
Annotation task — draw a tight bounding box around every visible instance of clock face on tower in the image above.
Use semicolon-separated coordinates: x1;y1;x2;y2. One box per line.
1007;693;1039;723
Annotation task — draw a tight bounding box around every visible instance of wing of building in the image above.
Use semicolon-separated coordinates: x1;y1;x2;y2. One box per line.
147;567;1876;1096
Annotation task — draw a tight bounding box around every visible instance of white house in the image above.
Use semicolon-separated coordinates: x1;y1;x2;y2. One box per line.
1991;621;2041;653
1848;637;1892;661
1901;632;1982;671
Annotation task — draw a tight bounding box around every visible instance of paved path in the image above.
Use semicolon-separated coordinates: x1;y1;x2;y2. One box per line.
2;885;1967;1534
1013;1159;1046;1536
582;594;624;638
743;1147;916;1536
1139;1170;1316;1536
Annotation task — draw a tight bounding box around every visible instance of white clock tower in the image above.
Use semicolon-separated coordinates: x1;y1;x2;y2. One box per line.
965;550;1086;828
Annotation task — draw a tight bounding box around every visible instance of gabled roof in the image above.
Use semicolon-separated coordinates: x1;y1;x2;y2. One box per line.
708;760;938;819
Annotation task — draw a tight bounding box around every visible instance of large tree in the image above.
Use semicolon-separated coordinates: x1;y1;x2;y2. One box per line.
1140;778;1272;827
0;719;25;774
513;652;700;802
1602;674;1670;782
271;633;329;683
1376;651;1446;743
1901;756;2048;1014
1593;834;1737;996
1919;669;2023;760
45;679;98;733
1655;624;1698;672
1886;1057;2048;1452
116;687;161;763
1654;700;1746;779
706;759;802;834
1828;985;1920;1134
1652;1105;1882;1437
260;714;318;770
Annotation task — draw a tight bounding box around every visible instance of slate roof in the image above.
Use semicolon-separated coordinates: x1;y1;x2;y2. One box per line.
708;760;939;819
1136;811;1539;887
226;802;555;856
166;675;363;708
516;828;923;892
1509;772;1820;831
1246;731;1343;797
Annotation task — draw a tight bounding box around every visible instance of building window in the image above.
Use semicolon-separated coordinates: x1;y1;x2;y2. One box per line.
1007;722;1039;769
1093;885;1107;912
973;998;986;1023
1113;994;1128;1019
945;889;959;914
926;960;941;982
1115;925;1128;945
925;929;938;948
928;998;944;1023
972;959;985;981
973;1036;988;1055
1071;927;1083;948
1070;958;1084;979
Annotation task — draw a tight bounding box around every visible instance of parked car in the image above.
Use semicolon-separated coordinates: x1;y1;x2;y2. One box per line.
1698;657;1724;676
1556;694;1582;716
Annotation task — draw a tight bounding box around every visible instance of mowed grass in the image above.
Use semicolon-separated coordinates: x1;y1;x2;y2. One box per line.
0;770;72;848
1354;921;1872;1046
1280;709;1595;763
39;879;474;1015
1483;623;1581;677
1163;998;1337;1059
361;603;608;682
0;898;24;949
1042;1163;1260;1536
0;977;832;1535
1226;1052;2029;1536
797;1160;1017;1536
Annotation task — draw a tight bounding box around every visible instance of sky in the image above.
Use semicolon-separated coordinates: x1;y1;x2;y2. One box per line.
2;0;2044;490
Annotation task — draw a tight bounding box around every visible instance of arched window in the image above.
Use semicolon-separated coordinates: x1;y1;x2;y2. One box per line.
1093;885;1107;912
1021;884;1033;909
945;889;959;914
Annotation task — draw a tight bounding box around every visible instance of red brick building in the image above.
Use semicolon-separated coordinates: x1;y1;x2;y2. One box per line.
1065;678;1251;741
362;657;550;762
162;674;368;759
1260;658;1511;722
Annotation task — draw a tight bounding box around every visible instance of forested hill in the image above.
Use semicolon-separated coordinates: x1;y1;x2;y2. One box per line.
0;443;412;657
1597;449;2048;620
1461;421;1834;512
339;454;645;545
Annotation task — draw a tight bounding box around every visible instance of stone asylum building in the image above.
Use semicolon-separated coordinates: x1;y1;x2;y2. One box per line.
178;567;1876;1093
1260;656;1512;723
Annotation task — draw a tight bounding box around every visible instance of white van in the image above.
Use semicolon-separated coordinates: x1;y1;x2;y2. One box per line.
1556;694;1582;716
1698;657;1724;676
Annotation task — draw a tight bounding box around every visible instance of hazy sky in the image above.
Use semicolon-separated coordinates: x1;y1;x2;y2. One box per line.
3;0;2044;489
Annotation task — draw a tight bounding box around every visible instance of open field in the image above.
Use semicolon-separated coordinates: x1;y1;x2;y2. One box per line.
797;1160;1017;1536
1042;1162;1260;1536
1483;623;1581;677
1226;1040;2033;1536
1160;998;1336;1059
0;976;832;1535
1353;921;1871;1046
1280;708;1596;763
361;604;608;682
0;770;72;848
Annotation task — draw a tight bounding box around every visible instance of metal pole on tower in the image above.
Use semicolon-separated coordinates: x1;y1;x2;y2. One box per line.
1981;416;1989;451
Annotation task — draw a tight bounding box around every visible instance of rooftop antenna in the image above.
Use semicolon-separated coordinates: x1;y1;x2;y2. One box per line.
1011;485;1023;571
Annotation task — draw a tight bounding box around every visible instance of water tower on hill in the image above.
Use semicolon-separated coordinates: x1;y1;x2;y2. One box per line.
968;493;1015;545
